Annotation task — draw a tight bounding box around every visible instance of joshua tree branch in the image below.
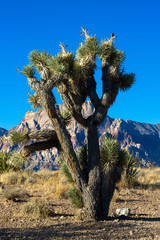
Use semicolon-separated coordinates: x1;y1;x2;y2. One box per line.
22;139;60;157
27;77;41;92
59;91;88;128
101;61;112;108
27;129;58;141
86;75;101;109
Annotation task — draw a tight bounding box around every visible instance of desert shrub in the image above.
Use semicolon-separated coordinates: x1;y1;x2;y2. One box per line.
59;148;86;207
8;152;26;170
0;152;12;173
0;151;25;173
22;199;54;218
125;152;139;178
3;188;29;202
122;152;139;188
67;186;84;208
0;172;26;185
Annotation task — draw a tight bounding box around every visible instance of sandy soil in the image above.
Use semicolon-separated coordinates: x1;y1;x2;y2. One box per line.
1;185;160;240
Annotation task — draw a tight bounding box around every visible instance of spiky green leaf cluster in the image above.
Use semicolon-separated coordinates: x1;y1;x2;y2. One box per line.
8;152;25;170
59;160;74;183
76;37;99;59
28;93;41;110
119;73;135;91
48;53;75;77
60;110;72;126
123;152;139;185
0;152;24;172
0;152;11;172
21;65;35;78
125;152;138;169
67;186;84;208
9;130;28;145
74;59;93;80
100;135;127;171
99;43;125;66
101;135;120;168
29;50;51;67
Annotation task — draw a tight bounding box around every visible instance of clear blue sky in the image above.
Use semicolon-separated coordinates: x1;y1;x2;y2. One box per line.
0;0;160;130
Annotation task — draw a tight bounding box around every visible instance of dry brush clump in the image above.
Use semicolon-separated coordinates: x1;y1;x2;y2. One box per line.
22;199;54;218
3;187;30;202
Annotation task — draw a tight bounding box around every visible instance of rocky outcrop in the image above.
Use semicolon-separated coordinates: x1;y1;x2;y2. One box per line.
0;101;160;169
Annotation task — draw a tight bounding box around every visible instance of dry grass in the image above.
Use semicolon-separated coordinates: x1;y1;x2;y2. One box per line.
111;189;123;203
136;167;160;187
1;168;160;239
1;168;160;207
0;171;27;185
116;167;160;190
112;167;160;203
0;170;71;201
25;170;71;200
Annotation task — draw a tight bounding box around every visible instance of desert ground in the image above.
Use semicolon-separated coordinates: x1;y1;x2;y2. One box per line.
0;169;160;240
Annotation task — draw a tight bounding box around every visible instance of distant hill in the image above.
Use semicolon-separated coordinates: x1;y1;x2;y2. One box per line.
0;102;160;169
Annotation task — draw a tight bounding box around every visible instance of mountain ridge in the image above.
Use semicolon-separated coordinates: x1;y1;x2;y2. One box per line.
0;102;160;169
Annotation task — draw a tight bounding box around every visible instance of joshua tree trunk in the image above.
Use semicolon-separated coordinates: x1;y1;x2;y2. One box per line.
40;91;104;220
101;167;121;218
83;124;102;219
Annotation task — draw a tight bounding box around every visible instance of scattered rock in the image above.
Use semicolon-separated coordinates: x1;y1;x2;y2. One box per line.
114;208;131;217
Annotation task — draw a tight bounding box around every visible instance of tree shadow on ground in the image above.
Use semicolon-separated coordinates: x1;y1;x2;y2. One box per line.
1;215;160;240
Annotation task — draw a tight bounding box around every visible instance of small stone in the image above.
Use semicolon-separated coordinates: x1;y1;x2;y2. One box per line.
11;219;16;222
129;230;133;235
114;208;131;217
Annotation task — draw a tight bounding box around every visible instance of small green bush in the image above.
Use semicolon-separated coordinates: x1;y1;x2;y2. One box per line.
67;187;84;208
0;152;12;173
60;161;74;183
22;199;54;218
124;152;139;186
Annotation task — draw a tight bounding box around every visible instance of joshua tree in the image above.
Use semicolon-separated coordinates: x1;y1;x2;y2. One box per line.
11;28;135;220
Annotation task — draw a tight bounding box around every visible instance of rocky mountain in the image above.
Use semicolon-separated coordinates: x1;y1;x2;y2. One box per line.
0;128;7;137
0;101;160;169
